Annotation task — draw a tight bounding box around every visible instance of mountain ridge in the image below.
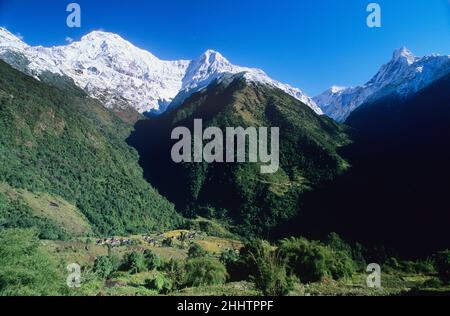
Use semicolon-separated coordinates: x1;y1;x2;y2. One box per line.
0;59;183;236
127;74;348;236
0;27;321;115
314;47;450;122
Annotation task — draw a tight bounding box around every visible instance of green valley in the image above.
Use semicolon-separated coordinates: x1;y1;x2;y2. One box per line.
0;58;449;298
128;74;351;237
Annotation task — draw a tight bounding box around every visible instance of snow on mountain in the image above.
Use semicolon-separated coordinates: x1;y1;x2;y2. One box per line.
0;27;28;50
314;47;450;122
0;27;321;115
168;49;322;114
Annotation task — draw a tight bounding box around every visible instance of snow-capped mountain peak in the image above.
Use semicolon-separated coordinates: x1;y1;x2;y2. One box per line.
201;49;228;64
177;49;322;114
314;47;450;122
181;49;238;91
392;47;417;65
75;30;159;61
330;86;347;93
81;30;125;42
0;27;320;114
0;27;28;50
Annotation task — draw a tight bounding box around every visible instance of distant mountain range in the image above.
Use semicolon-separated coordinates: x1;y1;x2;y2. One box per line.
1;27;449;123
314;47;450;122
0;27;321;116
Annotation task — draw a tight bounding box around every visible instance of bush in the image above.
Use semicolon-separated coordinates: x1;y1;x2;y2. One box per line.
161;258;186;290
162;238;174;248
279;237;355;283
219;249;242;281
421;277;444;289
121;252;147;274
236;239;271;279
385;257;400;270
414;259;436;275
245;240;294;296
390;258;436;275
144;274;172;294
220;249;240;265
279;238;326;283
188;243;208;259
0;229;63;295
93;256;115;279
143;250;161;271
327;250;355;280
185;257;228;287
326;233;352;254
435;250;450;284
326;233;366;270
400;261;417;274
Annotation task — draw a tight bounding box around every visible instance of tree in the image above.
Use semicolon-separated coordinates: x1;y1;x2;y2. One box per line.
326;233;352;255
161;258;186;290
93;256;115;279
435;250;450;284
247;240;295;296
121;252;146;274
220;249;239;265
185;257;228;287
143;250;161;270
219;249;241;281
279;237;355;283
188;243;207;259
85;238;92;251
144;274;172;294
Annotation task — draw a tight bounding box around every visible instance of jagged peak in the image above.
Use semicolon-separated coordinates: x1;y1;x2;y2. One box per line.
73;29;161;62
330;85;347;93
392;47;416;65
196;49;229;65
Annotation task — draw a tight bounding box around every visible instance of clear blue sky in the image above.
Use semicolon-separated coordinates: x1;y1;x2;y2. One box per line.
1;0;449;95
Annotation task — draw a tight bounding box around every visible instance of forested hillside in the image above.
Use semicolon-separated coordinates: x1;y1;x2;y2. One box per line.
279;73;450;257
128;74;350;237
0;60;183;236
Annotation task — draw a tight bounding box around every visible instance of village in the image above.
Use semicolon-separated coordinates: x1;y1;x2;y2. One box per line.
96;230;202;248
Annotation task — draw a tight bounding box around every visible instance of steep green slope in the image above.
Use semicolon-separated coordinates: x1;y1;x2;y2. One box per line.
0;60;183;236
0;182;92;238
128;74;350;237
0;50;143;125
284;73;450;257
0;186;71;240
343;73;450;256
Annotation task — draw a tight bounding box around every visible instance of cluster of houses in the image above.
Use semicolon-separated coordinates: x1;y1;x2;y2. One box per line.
96;231;203;249
142;235;160;246
143;231;202;244
177;231;199;241
96;238;133;248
